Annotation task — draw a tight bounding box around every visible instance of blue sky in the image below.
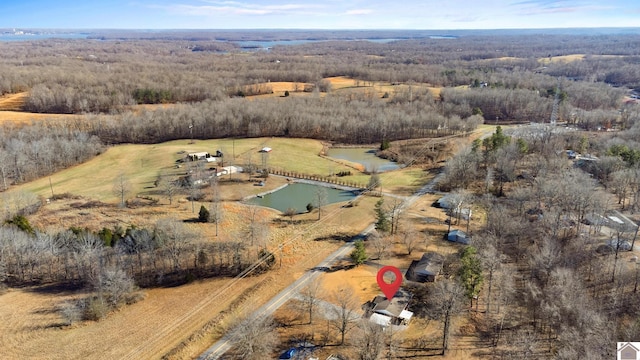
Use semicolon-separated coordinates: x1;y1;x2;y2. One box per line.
2;0;639;29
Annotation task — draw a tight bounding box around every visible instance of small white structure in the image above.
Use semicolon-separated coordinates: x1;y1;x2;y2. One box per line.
216;165;243;177
259;147;272;153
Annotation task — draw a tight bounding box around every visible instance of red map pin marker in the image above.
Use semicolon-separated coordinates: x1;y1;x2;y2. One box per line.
377;265;402;300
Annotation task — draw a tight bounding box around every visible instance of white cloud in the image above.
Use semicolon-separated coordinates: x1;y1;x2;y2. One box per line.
163;1;326;16
344;9;373;15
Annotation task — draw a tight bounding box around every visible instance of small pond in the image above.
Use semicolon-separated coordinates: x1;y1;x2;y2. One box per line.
247;183;357;213
326;148;400;172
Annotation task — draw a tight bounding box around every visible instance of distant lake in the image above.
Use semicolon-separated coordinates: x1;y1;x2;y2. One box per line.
0;33;88;42
235;38;404;50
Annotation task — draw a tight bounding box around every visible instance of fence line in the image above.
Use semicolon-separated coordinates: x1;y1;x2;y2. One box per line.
267;168;365;189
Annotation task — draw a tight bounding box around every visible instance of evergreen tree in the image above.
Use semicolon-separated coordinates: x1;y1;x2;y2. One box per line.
374;199;390;233
198;205;211;223
458;246;484;308
350;240;367;266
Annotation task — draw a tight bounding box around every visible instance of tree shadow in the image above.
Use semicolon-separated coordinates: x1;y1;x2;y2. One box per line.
25;282;85;295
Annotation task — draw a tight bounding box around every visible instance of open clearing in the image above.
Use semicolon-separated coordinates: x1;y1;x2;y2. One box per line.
14;137;428;203
246;76;440;100
538;53;625;64
0;92;84;125
0;92;27;111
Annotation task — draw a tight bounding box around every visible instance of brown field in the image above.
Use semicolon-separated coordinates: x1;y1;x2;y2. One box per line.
1;185;381;359
0;92;27;111
538;54;624;64
0;92;84;125
246;76;440;100
2;133;442;359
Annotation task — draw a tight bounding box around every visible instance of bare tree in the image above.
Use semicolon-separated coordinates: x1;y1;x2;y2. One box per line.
0;148;10;191
368;231;391;260
431;278;465;355
93;265;136;307
329;286;360;345
400;225;419;255
113;173;131;207
230;315;279;360
59;300;82;326
314;186;328;220
478;240;503;314
354;320;386;360
299;278;322;324
155;218;197;271
387;198;404;235
157;170;178;205
242;205;269;249
209;176;224;236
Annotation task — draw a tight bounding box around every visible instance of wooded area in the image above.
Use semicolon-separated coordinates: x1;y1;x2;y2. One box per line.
1;31;640;358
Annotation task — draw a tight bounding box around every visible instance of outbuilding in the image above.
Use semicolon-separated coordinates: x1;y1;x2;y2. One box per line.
406;252;444;282
447;229;470;244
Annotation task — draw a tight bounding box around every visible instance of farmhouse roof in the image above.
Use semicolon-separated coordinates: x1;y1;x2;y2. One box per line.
370;288;412;318
413;252;444;277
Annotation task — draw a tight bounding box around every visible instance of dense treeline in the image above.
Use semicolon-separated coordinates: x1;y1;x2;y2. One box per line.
0;126;103;189
84;95;483;144
0;217;266;288
0;34;637;115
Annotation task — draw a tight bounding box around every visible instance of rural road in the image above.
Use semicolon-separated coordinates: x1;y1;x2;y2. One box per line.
198;162;446;359
197;224;374;359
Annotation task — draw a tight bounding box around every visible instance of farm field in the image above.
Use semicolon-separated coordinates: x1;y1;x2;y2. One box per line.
12;136;431;203
1;184;382;360
0;130;442;359
246;76;440;100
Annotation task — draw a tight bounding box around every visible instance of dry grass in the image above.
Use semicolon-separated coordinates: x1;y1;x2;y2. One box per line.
0;92;27;111
245;76;441;100
538;54;586;64
3;188;381;360
0;111;79;125
0;92;79;125
11;137;431;204
0;92;81;125
539;54;625;64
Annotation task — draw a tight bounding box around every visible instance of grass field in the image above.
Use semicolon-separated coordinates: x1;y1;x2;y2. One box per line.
0;92;84;125
246;76;440;100
0;92;27;111
13;137;428;203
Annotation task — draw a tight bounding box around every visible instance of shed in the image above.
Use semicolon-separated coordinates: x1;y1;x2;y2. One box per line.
447;229;470;244
259;147;272;153
406;252;444;282
188;151;210;160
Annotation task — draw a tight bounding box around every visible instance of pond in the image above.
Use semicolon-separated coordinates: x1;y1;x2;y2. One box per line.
247;183;357;213
326;148;400;172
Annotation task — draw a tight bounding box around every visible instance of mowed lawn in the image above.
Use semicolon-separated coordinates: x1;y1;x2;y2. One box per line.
15;137;428;203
